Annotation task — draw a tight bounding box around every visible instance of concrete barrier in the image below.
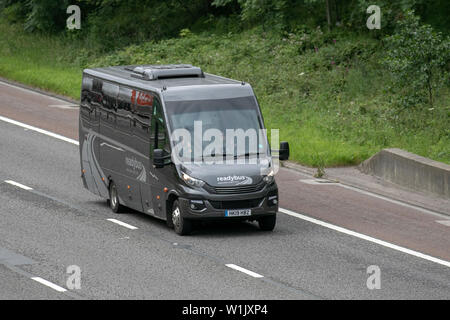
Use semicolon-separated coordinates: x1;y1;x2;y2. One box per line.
359;148;450;198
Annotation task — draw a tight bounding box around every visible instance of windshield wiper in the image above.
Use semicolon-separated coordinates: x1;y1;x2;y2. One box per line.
191;153;234;161
192;152;262;160
234;152;261;158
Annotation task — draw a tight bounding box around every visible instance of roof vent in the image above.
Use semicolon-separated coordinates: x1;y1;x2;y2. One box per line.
125;64;204;80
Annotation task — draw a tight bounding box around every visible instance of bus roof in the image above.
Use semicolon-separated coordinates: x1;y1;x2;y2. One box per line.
83;64;254;101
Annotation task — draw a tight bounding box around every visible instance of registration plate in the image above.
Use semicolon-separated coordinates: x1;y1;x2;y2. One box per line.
225;209;252;217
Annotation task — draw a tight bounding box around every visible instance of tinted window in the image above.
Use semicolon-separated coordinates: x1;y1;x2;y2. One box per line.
152;100;170;158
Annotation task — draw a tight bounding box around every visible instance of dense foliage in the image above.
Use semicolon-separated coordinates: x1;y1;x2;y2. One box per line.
384;11;450;108
0;0;448;166
1;0;449;39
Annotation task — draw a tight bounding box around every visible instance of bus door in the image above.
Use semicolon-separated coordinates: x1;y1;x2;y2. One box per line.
133;90;155;215
149;99;172;219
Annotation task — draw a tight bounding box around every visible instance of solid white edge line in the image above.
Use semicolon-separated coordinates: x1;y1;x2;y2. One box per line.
31;277;67;292
225;264;264;278
4;180;33;190
0;115;79;146
279;207;450;268
107;219;138;230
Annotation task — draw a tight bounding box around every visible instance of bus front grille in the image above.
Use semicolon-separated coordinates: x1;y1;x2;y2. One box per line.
208;181;265;194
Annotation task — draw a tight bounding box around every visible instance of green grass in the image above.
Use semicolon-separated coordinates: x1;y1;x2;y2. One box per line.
0;21;449;167
0;23;82;97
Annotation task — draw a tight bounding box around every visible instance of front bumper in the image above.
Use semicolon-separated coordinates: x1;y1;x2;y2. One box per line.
177;183;278;220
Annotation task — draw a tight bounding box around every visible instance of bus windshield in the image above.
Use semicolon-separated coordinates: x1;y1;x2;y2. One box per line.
165;96;269;161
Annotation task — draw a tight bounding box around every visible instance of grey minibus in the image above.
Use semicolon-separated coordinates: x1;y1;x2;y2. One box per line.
79;64;289;235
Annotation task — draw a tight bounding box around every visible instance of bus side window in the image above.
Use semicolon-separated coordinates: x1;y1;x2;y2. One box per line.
152;100;170;160
102;82;119;111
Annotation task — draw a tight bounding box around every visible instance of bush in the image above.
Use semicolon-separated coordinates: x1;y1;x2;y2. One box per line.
84;0;210;49
0;1;27;23
24;0;70;33
383;11;450;108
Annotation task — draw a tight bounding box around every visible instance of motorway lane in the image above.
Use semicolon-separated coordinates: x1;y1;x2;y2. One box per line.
0;121;312;299
0;118;449;299
1;80;449;264
1;81;450;299
0;185;306;300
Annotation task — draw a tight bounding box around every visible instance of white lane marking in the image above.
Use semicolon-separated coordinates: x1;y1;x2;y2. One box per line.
107;219;138;230
31;277;67;292
299;178;447;218
279;207;450;268
4;180;33;190
48;104;79;109
436;220;450;227
225;264;264;278
0;80;71;104
0;115;79;146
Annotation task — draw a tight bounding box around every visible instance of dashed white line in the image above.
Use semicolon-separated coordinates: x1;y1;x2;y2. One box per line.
436;220;450;227
0;115;79;146
225;264;264;278
31;277;67;292
107;219;138;230
4;180;33;190
279;207;450;268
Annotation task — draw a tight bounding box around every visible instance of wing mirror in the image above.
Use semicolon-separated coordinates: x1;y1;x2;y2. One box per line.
279;141;290;161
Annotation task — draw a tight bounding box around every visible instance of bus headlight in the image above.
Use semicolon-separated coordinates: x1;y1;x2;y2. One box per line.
181;172;205;188
263;169;275;184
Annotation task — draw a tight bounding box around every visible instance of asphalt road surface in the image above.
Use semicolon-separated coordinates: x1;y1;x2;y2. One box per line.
0;81;449;299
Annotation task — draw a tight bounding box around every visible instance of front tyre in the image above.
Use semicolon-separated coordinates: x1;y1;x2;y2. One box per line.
171;200;193;235
258;215;276;231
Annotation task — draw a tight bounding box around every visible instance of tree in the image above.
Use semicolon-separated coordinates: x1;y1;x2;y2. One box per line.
213;0;287;30
383;11;450;107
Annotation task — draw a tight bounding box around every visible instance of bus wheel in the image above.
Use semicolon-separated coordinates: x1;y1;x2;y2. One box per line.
171;200;192;235
258;215;276;231
109;181;125;213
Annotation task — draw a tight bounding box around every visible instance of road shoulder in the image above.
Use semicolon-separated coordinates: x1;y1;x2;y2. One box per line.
282;161;450;217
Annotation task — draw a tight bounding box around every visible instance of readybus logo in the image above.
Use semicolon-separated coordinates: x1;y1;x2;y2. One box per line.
217;175;253;185
125;157;143;171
